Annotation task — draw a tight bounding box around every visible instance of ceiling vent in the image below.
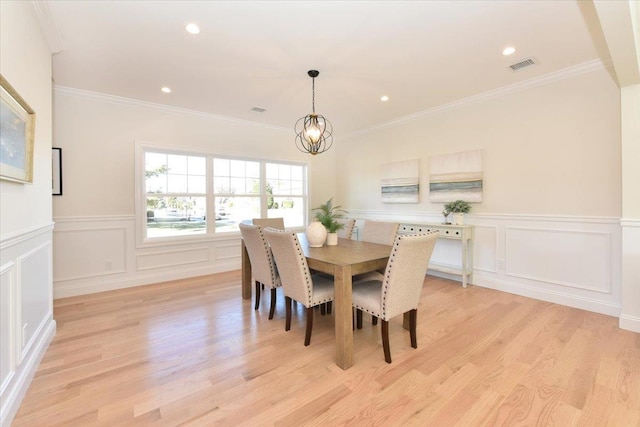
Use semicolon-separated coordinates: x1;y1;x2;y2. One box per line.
251;106;267;113
508;57;537;72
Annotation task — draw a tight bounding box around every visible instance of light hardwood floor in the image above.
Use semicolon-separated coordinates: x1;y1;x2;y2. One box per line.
12;272;640;426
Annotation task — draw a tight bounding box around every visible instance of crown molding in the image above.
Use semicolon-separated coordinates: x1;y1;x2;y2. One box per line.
53;85;291;132
31;1;63;54
344;59;610;138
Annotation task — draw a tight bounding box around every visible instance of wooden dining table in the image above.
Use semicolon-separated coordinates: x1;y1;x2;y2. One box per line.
241;233;392;369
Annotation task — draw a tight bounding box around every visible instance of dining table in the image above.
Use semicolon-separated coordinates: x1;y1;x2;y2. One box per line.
241;233;392;369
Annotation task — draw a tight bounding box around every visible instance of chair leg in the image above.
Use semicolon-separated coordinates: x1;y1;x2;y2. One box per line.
254;281;261;310
381;320;392;363
268;288;277;320
372;316;378;326
409;309;417;348
285;296;292;331
320;303;326;315
304;307;314;346
356;309;363;329
327;301;332;314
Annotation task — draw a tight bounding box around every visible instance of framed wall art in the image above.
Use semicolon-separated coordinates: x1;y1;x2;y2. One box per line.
0;74;36;183
52;147;62;195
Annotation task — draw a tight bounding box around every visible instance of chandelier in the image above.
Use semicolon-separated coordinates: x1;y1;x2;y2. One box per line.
295;70;333;155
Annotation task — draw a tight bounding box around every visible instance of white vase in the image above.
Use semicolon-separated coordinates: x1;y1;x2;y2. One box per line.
326;232;338;246
306;222;327;247
452;212;464;225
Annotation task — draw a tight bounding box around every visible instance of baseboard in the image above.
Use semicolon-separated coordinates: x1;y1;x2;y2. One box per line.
0;318;56;426
619;314;640;333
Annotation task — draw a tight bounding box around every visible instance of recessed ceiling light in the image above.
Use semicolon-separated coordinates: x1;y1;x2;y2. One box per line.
380;95;389;102
161;87;171;93
502;47;516;56
185;23;200;34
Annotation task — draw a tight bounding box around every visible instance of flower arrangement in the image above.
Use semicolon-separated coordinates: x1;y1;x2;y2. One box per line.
444;200;471;214
312;197;346;233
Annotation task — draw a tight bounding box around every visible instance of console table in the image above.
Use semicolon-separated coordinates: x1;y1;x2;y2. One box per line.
399;223;473;287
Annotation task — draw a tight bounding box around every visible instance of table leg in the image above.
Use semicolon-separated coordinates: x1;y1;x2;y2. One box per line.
241;241;252;300
462;237;468;288
334;265;353;369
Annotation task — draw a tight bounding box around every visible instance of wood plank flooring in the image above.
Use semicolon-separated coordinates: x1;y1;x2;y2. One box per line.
12;272;640;426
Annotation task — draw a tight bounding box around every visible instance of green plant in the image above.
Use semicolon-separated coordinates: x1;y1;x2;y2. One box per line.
312;197;346;233
444;200;471;213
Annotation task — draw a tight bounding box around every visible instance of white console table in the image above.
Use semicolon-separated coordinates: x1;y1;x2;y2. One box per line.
399;223;473;288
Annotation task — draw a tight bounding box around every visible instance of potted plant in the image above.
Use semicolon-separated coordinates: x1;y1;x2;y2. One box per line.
311;197;346;245
444;200;471;225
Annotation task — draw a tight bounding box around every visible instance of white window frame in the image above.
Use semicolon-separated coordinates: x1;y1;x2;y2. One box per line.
135;142;308;247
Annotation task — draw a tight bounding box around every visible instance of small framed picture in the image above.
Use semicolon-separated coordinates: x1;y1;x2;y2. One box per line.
52;147;62;195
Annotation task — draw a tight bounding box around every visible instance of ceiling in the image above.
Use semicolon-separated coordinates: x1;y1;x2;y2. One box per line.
42;0;611;136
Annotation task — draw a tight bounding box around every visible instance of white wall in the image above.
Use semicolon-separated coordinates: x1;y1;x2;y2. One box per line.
52;88;338;297
337;64;623;317
338;66;621;216
620;83;640;332
0;2;56;425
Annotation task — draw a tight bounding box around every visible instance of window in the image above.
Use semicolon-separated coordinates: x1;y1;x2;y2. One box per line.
266;162;305;228
138;145;307;241
212;158;306;232
144;152;207;239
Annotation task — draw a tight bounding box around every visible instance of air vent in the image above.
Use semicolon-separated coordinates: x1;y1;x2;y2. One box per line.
508;57;536;72
251;106;267;113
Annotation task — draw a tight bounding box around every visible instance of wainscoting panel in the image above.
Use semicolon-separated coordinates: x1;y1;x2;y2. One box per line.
0;263;15;397
53;216;245;298
506;226;611;293
216;241;242;261
52;214;622;317
54;227;127;281
17;242;53;361
0;224;56;427
136;247;210;271
347;210;621;317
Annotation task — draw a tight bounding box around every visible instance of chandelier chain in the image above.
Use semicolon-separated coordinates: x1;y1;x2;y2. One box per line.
311;77;316;113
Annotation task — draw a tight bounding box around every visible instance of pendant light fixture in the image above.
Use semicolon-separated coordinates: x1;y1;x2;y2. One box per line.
295;70;333;155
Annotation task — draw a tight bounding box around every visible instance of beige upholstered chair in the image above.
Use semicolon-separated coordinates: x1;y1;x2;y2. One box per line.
352;231;439;363
239;223;281;319
252;217;285;229
263;228;334;346
355;220;401;292
360;220;399;245
336;218;356;239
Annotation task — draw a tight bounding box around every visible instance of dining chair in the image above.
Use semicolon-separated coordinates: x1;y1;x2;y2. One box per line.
360;220;399;245
354;220;401;296
252;217;285;230
336;218;356;239
239;223;281;319
263;228;335;346
352;231;439;363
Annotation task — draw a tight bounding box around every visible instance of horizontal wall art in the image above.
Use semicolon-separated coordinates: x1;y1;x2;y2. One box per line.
429;149;483;202
381;159;419;203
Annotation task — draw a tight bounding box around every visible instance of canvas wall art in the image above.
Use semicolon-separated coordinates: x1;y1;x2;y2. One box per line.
381;159;419;203
429;149;483;202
